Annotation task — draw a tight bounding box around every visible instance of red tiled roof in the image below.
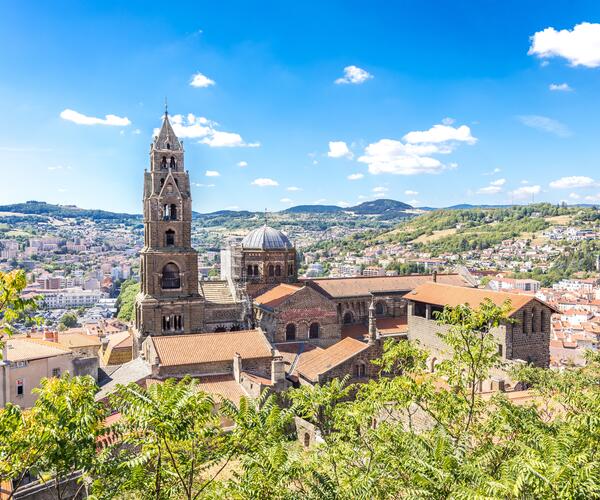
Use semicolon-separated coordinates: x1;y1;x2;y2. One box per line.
408;282;559;316
304;274;471;299
296;337;369;381
254;284;302;308
151;329;273;367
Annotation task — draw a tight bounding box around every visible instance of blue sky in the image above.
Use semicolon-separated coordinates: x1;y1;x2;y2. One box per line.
2;1;600;213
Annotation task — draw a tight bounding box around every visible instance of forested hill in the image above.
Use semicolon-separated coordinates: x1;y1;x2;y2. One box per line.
0;201;138;220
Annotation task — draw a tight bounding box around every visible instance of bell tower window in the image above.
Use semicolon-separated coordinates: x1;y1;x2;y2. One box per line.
170;156;176;169
163;204;178;221
161;157;167;169
161;263;181;289
165;230;175;246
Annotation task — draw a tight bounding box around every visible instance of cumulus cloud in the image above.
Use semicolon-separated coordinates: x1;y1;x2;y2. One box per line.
237;161;248;168
251;178;279;187
518;115;571;137
280;198;293;204
359;121;477;176
549;83;573;92
404;190;418;196
403;124;477;145
286;186;302;191
347;173;364;181
60;109;131;126
205;170;220;177
549;176;596;189
193;183;215;188
477;179;506;195
337;201;351;208
190;72;215;88
529;22;600;67
335;65;373;84
158;113;259;148
328;141;353;159
510;185;541;199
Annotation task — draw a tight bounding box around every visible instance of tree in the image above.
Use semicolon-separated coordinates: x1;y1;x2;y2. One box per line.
115;278;140;322
0;374;103;499
0;269;39;356
58;312;78;331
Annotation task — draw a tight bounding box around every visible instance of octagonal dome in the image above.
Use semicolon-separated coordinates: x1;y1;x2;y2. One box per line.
241;225;293;250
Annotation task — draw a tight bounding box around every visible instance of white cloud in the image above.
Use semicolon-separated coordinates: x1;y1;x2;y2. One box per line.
404;190;418;196
237;161;248;168
483;167;502;176
518;115;571;137
408;199;420;206
205;170;220;177
190;72;215;88
529;22;600;68
373;186;388;194
477;178;506;195
328;141;353;159
441;117;455;125
202;131;260;148
286;186;302;191
193;183;215;188
60;109;131;126
510;185;542;199
569;192;581;200
403;124;477;145
159;113;259;148
280;198;293;204
337;201;351;208
549;83;573;92
133;128;141;135
335;65;373;85
584;193;600;202
549;176;596;189
251;178;279;187
48;165;71;171
347;173;364;181
358;121;476;176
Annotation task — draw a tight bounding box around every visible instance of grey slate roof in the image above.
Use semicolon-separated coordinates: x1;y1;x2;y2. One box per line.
241;225;293;250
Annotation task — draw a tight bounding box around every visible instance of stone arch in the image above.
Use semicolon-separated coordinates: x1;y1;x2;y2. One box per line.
354;360;367;378
343;310;354;324
170;156;176;168
375;301;386;317
161;262;180;289
268;264;275;277
285;323;296;341
275;264;281;277
309;322;320;339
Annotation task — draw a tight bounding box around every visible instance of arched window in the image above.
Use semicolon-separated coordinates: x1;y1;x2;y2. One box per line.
253;265;259;277
166;142;170;150
303;432;310;447
309;322;319;339
343;311;354;324
165;230;175;246
247;264;253;276
288;264;294;276
531;308;536;333
275;265;281;276
268;264;274;277
160;178;165;187
170;156;176;168
354;362;366;378
375;302;385;316
162;263;180;289
170;204;177;220
285;323;296;341
161;157;167;168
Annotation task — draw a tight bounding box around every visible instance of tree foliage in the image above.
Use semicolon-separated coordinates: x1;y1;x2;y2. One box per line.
115;278;140;322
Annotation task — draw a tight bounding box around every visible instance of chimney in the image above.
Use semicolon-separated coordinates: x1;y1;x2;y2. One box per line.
233;352;242;383
432;270;437;283
42;329;57;342
368;297;377;346
271;356;285;386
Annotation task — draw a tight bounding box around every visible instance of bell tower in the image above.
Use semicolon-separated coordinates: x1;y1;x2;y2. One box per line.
134;108;205;353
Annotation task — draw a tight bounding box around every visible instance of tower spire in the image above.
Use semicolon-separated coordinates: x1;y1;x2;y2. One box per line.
164;96;168;117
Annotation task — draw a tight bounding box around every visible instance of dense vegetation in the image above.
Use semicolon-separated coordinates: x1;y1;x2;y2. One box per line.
2;298;600;499
115;278;140;322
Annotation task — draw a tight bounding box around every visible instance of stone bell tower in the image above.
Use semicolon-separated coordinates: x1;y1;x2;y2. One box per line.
133;107;205;353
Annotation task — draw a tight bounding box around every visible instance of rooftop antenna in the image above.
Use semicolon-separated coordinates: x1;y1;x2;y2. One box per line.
164;96;168;117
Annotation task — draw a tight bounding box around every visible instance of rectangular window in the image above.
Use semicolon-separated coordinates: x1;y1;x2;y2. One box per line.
16;379;24;396
497;344;503;357
52;368;61;378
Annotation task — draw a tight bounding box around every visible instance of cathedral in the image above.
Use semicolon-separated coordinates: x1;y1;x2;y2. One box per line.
130;110;550;398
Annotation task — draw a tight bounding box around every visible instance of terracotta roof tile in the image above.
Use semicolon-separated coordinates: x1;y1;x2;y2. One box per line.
254;284;302;308
296;337;369;381
151;329;273;367
305;274;471;299
196;374;249;405
408;282;559;316
6;338;71;362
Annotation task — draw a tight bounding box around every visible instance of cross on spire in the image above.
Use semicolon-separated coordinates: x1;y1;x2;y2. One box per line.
164;96;168;117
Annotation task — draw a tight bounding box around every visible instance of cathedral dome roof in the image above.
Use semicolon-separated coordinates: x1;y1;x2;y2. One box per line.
241;226;293;250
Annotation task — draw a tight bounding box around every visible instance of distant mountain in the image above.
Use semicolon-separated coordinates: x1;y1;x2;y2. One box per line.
349;199;413;215
0;201;138;220
282;204;344;214
196;210;255;218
